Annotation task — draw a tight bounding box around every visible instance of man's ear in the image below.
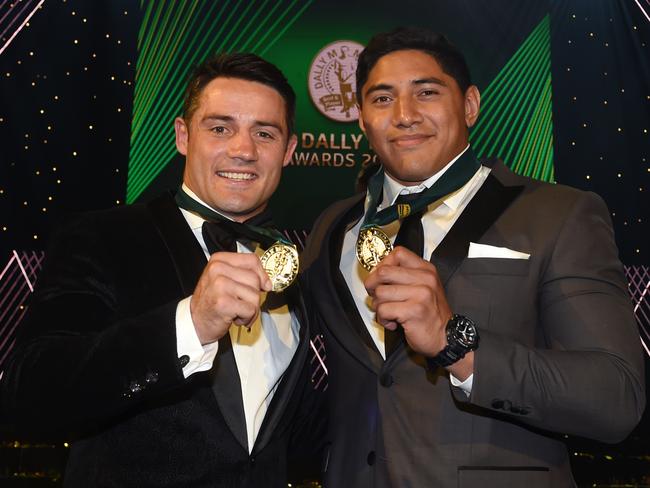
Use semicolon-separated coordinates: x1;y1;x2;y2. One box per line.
357;104;366;133
174;117;189;155
464;85;481;128
282;134;298;167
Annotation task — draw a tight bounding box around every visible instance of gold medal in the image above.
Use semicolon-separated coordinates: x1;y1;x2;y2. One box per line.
355;227;393;271
260;242;299;292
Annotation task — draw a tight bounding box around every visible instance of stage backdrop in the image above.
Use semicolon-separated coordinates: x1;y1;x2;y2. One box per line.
0;0;649;486
129;0;557;233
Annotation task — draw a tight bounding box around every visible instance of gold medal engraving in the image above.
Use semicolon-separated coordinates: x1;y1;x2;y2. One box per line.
355;227;393;271
260;243;299;292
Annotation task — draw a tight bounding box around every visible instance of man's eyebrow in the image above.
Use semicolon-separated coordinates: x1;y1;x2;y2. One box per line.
254;120;284;132
364;77;447;97
364;83;394;97
201;114;284;132
413;77;446;86
201;114;234;123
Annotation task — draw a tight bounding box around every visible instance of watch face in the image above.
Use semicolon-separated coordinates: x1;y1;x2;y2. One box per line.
450;316;478;348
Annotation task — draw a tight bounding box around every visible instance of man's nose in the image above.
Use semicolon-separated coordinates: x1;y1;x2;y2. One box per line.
227;131;258;161
393;96;422;128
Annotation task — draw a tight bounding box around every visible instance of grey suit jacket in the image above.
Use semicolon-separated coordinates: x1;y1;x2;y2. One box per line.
302;161;645;488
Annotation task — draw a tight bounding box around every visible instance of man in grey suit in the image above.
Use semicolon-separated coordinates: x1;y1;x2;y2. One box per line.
302;27;645;487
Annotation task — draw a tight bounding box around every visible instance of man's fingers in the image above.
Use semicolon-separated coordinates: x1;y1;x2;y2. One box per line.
196;275;261;316
375;301;424;330
229;299;260;327
365;265;439;295
191;263;267;342
225;279;265;310
371;283;430;305
381;320;399;331
209;252;272;291
214;263;264;293
380;246;430;268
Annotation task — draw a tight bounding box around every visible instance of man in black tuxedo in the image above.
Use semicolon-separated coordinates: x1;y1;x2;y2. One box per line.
302;27;645;487
2;53;322;487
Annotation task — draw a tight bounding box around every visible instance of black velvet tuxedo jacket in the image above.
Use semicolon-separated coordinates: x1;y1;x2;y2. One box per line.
2;193;322;487
301;160;645;488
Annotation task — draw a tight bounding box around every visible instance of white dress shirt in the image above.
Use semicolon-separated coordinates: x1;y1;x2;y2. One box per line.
175;185;300;452
339;145;490;395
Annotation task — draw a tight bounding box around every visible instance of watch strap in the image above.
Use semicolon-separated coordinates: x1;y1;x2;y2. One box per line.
427;314;478;368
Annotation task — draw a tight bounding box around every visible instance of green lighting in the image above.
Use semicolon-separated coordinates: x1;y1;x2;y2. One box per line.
470;15;554;182
127;0;315;203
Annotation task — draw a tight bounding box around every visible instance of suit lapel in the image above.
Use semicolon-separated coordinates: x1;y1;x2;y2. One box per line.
431;170;524;285
147;193;248;452
147;193;205;295
315;194;384;374
211;334;248;451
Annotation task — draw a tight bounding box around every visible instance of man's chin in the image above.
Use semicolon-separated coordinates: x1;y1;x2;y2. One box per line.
218;202;265;222
385;163;438;185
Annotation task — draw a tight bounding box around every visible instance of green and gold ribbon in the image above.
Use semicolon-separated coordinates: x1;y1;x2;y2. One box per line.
175;187;293;250
360;148;482;232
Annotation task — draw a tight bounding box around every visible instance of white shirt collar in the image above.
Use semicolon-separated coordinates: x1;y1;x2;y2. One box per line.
380;144;476;211
180;183;235;230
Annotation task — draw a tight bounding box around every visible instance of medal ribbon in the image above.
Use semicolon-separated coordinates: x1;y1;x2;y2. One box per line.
175;187;293;250
361;148;482;231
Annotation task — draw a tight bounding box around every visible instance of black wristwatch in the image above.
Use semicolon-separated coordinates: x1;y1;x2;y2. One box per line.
427;314;479;368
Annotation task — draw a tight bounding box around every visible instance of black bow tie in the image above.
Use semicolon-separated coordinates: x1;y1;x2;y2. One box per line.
201;209;274;255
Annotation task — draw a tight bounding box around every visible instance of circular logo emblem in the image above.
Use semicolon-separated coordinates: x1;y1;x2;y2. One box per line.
308;40;364;122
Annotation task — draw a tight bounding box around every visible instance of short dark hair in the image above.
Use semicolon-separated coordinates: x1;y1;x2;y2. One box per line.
182;52;296;135
356;27;472;105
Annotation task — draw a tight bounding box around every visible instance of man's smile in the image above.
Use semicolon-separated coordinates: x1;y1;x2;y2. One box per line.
216;170;257;181
390;134;432;148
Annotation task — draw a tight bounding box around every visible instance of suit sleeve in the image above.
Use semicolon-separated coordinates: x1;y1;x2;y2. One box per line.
461;190;645;443
1;214;188;431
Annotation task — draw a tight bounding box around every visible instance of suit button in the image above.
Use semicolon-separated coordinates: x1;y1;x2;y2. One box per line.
511;405;530;415
250;456;255;465
491;399;504;409
367;451;376;466
178;355;190;367
379;373;393;387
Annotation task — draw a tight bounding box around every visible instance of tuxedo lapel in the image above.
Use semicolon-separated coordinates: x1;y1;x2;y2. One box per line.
146;193;206;296
147;193;248;451
315;194;383;373
431;171;524;285
211;333;248;451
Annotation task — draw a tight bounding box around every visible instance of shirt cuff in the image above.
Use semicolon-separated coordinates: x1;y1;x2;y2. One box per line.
450;373;474;397
175;296;219;379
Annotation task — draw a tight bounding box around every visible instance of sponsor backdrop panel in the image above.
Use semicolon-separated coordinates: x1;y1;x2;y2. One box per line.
130;0;551;231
